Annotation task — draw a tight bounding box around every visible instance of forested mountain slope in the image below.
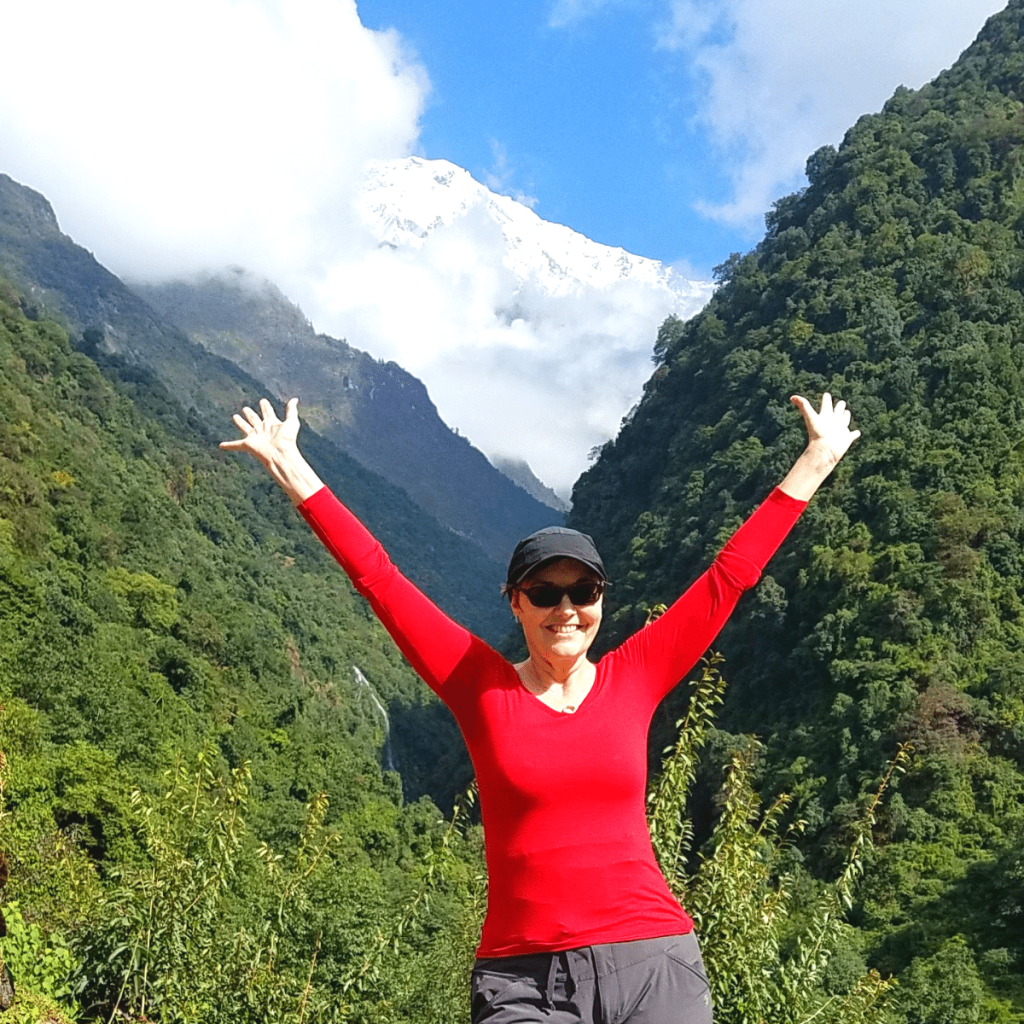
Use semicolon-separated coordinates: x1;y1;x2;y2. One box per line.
0;281;469;810
0;288;483;1020
0;173;511;642
132;272;562;561
572;3;1024;1015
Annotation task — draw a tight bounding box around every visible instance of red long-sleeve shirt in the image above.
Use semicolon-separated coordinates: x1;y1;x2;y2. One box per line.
299;486;805;957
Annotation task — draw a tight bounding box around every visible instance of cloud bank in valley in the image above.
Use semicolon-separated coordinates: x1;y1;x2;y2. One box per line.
314;207;711;496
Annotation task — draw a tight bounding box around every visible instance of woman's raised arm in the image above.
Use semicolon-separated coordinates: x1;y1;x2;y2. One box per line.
220;397;479;696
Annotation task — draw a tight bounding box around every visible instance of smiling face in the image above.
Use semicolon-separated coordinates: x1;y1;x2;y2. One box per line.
510;557;604;669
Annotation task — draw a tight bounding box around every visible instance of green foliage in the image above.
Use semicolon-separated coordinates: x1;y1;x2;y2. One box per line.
74;748;253;1021
60;745;483;1024
0;286;487;1021
0;903;77;1010
0;990;76;1024
340;784;485;1023
647;653;726;879
104;566;180;631
898;936;985;1024
0;705;91;1021
0;285;457;808
573;4;1024;1016
648;660;906;1024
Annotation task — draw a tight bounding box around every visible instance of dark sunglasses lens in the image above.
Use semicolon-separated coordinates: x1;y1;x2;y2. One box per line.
568;583;602;605
522;583;603;607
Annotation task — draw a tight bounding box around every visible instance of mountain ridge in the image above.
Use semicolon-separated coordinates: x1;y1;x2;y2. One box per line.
130;268;565;561
0;171;512;641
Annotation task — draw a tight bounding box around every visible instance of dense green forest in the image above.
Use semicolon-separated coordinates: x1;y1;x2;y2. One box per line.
572;3;1024;1020
0;278;911;1024
0;286;487;1022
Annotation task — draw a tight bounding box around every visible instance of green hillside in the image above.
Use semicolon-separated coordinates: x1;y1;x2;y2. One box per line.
571;4;1024;1019
0;173;511;645
0;286;483;1021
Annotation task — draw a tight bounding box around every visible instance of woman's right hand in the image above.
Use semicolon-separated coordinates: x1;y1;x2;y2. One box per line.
220;397;324;505
219;397;301;468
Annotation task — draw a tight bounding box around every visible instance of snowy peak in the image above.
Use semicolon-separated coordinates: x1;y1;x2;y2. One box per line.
358;156;711;303
360;158;482;245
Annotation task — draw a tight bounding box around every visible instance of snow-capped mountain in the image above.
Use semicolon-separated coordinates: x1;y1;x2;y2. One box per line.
358;156;712;305
347;154;713;498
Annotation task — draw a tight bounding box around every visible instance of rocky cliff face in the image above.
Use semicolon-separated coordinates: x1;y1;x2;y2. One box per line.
132;269;563;562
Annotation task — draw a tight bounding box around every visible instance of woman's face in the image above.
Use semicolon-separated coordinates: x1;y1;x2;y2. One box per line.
511;558;604;666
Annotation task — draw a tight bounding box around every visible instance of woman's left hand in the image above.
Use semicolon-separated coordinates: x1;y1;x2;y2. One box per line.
777;392;860;501
790;392;860;469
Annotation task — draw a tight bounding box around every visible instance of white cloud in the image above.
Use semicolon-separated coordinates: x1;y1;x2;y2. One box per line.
658;0;1007;228
307;193;710;497
484;141;539;209
4;0;1001;499
0;0;427;282
548;0;620;29
418;279;693;496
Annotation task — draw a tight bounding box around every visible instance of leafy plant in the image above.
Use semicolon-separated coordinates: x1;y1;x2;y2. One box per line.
648;659;909;1024
341;783;485;1023
0;903;77;1010
73;747;253;1021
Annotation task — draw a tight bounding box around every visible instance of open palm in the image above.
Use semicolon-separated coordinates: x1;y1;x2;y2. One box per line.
791;392;860;466
219;397;300;467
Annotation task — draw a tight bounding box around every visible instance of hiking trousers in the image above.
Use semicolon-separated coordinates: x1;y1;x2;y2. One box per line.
470;932;713;1024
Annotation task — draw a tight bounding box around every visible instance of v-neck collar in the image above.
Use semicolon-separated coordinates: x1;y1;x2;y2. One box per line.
511;660;605;719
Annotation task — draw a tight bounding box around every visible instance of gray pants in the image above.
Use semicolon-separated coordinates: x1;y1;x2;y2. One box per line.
470;933;713;1023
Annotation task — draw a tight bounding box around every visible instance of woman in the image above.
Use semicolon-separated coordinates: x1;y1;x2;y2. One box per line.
221;392;859;1024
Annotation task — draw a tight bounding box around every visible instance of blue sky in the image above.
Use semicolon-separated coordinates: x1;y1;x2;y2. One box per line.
356;0;743;274
355;0;1006;276
0;0;1010;493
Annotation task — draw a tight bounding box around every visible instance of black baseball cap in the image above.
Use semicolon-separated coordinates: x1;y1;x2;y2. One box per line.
505;526;608;588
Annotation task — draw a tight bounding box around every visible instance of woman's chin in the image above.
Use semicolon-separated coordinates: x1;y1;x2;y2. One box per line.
536;633;591;660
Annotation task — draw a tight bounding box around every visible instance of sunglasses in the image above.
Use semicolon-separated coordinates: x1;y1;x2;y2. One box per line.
518;581;606;608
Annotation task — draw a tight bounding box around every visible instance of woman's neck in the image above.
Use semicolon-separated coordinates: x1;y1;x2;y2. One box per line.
516;655;596;712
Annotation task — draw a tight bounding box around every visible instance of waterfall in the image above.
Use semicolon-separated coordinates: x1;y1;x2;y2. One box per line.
352;665;397;772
